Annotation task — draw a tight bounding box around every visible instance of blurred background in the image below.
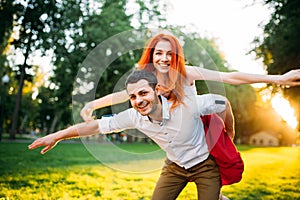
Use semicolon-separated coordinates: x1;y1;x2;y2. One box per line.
0;0;299;146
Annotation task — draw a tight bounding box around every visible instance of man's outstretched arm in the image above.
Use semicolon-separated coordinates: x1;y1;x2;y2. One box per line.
28;120;100;154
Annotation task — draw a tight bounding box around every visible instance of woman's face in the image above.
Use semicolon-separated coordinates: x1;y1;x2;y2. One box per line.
152;40;172;74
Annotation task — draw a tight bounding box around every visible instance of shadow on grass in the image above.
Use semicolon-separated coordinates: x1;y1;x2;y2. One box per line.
0;142;98;174
0;141;165;175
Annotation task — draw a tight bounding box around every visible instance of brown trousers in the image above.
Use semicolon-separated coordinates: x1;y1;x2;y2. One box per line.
152;155;221;200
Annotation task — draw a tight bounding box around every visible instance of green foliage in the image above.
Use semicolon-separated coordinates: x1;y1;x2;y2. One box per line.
131;0;167;29
253;0;300;129
49;0;166;126
254;0;300;73
5;0;85;137
0;82;13;134
225;84;257;140
0;0;22;50
35;86;64;132
67;0;136;122
0;0;167;134
1;143;300;199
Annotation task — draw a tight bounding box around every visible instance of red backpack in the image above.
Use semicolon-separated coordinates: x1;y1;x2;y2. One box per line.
201;114;244;186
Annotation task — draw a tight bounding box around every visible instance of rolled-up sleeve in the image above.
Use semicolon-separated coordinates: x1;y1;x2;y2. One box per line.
197;94;227;115
98;109;137;134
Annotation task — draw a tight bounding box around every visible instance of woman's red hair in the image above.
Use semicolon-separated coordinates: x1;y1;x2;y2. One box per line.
137;34;187;110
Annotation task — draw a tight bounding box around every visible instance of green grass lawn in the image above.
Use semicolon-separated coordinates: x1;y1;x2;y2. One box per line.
0;142;300;200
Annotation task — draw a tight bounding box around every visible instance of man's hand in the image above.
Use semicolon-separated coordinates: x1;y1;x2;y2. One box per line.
28;133;59;154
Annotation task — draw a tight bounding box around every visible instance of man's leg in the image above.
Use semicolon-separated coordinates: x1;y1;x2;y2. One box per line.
190;155;221;200
152;159;188;200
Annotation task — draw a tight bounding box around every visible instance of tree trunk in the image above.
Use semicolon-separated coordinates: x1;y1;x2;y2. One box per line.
49;111;62;134
10;30;33;139
19;114;28;133
10;64;26;139
9;36;32;139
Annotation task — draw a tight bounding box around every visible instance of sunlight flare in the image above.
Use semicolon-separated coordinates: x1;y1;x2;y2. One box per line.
271;94;298;129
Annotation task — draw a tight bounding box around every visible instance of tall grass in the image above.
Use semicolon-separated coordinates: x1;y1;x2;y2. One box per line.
1;142;299;199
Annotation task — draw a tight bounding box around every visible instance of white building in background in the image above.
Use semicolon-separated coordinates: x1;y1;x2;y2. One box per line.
249;131;280;146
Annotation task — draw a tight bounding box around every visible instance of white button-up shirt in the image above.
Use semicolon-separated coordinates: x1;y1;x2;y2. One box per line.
99;93;226;169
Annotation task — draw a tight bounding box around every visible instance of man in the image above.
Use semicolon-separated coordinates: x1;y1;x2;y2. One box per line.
29;70;233;200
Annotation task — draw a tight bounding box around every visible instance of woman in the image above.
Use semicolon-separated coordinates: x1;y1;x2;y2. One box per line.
80;33;300;121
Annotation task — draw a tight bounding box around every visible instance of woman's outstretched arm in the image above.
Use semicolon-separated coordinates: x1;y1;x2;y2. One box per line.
80;90;128;122
186;66;300;86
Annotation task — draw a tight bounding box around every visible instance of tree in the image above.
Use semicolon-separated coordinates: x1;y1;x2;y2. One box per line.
0;0;23;53
4;0;84;139
7;0;168;135
0;1;23;132
54;0;167;128
7;0;55;138
253;0;300;131
41;0;85;132
131;0;166;29
50;0;137;129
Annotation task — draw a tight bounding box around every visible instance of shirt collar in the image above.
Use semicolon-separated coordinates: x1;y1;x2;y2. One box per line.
145;95;170;126
161;95;170;124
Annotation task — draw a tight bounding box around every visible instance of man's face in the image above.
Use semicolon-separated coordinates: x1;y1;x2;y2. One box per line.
126;79;159;116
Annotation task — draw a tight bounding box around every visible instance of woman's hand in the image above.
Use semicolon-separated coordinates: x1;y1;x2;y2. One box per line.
278;69;300;87
80;102;95;122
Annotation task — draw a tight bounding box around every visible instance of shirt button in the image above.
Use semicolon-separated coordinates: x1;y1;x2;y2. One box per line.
169;141;172;143
164;133;168;135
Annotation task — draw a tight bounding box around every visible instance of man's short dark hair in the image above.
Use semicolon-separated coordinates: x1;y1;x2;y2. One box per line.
125;70;158;90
